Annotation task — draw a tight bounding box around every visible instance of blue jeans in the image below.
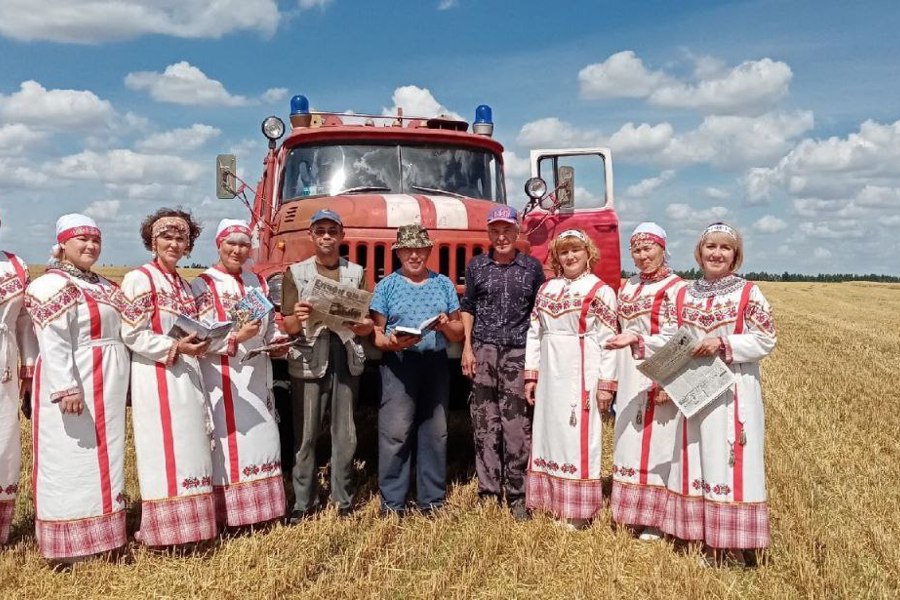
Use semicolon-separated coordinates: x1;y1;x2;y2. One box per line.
378;350;449;511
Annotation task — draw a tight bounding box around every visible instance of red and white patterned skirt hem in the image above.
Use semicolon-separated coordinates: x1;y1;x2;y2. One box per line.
35;510;127;559
660;491;771;549
0;500;13;545
137;492;217;547
610;480;668;528
525;470;603;520
213;475;286;527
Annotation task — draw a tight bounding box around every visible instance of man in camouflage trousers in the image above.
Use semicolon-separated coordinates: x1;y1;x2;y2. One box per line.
460;206;544;520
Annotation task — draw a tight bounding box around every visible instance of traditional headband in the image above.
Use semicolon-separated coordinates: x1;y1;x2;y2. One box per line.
701;223;739;241
58;225;101;244
630;232;665;249
557;229;587;242
216;225;252;248
151;216;189;239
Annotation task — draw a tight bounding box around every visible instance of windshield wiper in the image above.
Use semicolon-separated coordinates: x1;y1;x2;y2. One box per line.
410;185;468;200
332;185;391;195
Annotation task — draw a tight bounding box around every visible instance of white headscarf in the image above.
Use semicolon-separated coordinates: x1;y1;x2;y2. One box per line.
215;218;252;248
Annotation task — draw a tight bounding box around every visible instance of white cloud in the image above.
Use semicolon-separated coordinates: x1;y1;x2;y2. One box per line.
437;0;458;9
650;58;792;116
579;51;671;99
0;157;52;189
608;122;675;156
54;149;205;185
0;80;115;131
813;247;832;260
125;62;251;107
661;111;814;169
624;170;675;198
856;185;900;208
666;203;730;222
0;124;46;155
516;117;596;147
83;199;121;219
705;186;730;200
299;0;333;8
261;87;288;104
136;124;222;153
503;151;531;179
382;85;463;121
579;51;792;116
753;215;787;234
0;0;280;43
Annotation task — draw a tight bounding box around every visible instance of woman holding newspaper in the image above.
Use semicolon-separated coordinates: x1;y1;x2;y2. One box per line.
370;224;464;515
191;219;287;528
121;209;219;547
606;223;684;541
607;222;777;566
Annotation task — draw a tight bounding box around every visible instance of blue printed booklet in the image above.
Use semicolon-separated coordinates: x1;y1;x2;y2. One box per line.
229;288;275;326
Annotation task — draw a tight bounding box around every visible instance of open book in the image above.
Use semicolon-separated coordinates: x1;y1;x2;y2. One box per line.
167;314;234;342
394;315;441;338
228;288;274;327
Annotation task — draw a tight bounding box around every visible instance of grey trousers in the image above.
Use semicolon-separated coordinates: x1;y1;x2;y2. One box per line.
290;335;359;512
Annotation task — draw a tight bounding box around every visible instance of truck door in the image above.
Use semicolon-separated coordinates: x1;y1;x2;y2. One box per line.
521;147;621;291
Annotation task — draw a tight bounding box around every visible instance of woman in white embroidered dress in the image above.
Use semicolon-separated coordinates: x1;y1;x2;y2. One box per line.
0;224;37;545
121;209;218;547
26;214;129;561
523;230;617;529
192;219;287;528
620;222;776;564
605;223;684;541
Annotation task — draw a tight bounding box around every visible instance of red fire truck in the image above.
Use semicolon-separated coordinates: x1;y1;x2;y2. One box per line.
216;94;621;324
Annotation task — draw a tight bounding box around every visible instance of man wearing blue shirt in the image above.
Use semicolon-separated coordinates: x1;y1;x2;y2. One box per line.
370;224;464;515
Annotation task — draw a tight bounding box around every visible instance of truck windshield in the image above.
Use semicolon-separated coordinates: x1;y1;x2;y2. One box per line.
280;143;505;203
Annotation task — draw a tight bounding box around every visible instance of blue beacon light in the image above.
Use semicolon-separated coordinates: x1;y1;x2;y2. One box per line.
290;94;312;127
473;104;493;136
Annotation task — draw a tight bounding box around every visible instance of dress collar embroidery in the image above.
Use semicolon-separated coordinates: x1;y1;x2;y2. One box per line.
50;259;100;284
639;266;672;283
690;273;745;298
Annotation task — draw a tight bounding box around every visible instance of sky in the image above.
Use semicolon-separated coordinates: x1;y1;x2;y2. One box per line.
0;0;898;275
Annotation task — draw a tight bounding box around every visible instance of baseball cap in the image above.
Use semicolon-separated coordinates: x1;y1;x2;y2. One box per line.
310;209;343;226
486;205;518;225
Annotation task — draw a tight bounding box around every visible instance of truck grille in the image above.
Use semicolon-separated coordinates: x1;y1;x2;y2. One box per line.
340;241;488;288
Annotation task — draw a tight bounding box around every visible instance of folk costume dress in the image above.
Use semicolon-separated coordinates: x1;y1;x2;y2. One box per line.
26;264;129;559
121;262;217;546
610;269;684;529
637;274;776;549
0;251;37;544
192;266;286;527
524;273;618;520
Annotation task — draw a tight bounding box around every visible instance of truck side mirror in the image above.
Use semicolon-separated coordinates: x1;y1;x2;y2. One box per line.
557;165;574;210
216;154;237;199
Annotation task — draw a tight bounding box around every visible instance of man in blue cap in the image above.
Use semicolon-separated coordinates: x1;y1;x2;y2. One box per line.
460;205;544;521
281;209;373;521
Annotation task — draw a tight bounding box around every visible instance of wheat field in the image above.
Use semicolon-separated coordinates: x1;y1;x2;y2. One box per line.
0;281;897;599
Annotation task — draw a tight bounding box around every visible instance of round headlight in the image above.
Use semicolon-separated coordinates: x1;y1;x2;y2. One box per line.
261;116;286;141
266;273;283;309
524;177;547;200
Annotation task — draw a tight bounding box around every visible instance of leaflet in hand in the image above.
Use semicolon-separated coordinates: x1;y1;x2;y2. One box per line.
394;315;441;338
229;288;274;327
167;314;233;342
636;326;735;419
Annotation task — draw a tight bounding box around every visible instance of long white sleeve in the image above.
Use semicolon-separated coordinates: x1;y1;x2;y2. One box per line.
25;275;80;400
121;269;178;365
592;285;618;392
723;284;777;364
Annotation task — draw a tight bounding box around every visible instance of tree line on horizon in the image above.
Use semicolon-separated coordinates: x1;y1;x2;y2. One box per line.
621;268;900;283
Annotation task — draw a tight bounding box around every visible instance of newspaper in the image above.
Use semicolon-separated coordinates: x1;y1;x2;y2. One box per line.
302;273;373;342
636;326;735;419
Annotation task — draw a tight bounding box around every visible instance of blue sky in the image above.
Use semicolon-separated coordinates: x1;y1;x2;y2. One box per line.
0;0;898;274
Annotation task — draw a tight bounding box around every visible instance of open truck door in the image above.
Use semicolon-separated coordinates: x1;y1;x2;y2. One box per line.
520;147;621;291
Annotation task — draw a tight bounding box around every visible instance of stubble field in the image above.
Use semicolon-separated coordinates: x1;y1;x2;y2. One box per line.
0;281;898;599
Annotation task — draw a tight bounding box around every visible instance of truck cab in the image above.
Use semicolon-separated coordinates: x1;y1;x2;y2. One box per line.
216;95;621;321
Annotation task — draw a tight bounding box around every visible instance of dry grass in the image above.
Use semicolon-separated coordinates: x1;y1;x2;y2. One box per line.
1;282;898;599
